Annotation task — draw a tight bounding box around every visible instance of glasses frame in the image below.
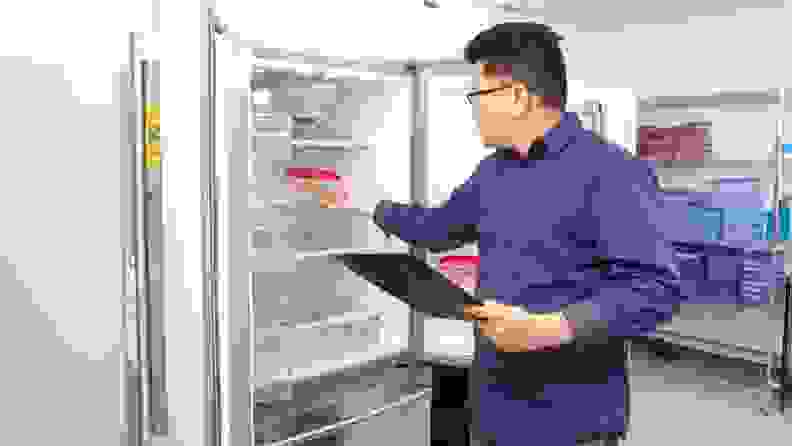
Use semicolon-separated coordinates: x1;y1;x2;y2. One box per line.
464;83;538;105
464;85;512;105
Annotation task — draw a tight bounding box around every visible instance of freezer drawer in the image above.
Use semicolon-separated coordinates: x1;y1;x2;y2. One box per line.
256;314;385;382
341;396;430;446
254;359;432;445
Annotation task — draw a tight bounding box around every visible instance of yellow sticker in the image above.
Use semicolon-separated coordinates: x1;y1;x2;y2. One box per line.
145;143;161;169
144;103;161;169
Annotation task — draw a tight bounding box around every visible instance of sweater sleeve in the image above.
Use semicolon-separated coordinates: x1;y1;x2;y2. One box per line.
564;158;684;345
372;163;484;249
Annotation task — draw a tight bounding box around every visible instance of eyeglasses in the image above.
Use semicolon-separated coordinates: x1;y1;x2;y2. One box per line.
464;85;512;105
465;83;540;105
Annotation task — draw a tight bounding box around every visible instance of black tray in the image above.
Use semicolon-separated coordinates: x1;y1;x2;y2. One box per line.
332;253;481;320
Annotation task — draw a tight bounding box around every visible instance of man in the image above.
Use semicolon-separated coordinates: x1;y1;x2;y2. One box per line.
321;22;684;446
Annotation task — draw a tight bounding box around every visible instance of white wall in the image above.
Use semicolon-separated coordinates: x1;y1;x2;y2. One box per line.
561;7;792;97
567;81;638;153
0;0;150;445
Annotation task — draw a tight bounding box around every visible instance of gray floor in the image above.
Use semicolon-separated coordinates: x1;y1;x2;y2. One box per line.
623;340;791;445
254;340;792;445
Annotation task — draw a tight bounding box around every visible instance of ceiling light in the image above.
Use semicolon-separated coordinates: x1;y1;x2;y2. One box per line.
496;2;522;12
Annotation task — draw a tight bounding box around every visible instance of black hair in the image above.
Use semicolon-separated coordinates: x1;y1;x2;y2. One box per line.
464;22;567;110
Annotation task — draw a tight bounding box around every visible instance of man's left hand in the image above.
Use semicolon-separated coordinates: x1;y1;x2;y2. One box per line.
476;305;571;352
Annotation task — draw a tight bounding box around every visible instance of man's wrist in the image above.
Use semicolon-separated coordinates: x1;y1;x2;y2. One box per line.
510;308;564;322
558;312;575;343
511;308;574;345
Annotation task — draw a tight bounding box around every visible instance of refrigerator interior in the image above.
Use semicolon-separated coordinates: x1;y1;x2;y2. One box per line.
245;65;416;388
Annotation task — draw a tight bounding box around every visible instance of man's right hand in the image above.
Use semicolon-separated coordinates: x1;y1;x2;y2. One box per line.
292;180;348;208
464;304;492;321
463;302;533;321
463;305;478;321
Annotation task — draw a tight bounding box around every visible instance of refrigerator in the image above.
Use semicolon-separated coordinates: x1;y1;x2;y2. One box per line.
213;24;434;446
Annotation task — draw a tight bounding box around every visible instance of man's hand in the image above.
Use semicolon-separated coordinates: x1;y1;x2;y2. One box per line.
291;178;349;209
318;189;344;208
297;186;348;209
464;302;571;351
463;302;515;321
479;317;569;352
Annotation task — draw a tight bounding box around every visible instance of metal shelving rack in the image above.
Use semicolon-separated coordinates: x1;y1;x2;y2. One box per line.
639;88;790;412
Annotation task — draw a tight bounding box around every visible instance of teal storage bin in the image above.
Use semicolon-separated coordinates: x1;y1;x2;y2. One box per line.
763;208;790;241
687;207;723;241
722;208;767;242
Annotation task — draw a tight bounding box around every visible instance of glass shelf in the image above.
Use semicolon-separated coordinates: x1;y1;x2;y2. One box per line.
255;344;407;387
257;310;383;336
270;199;372;218
292;137;368;151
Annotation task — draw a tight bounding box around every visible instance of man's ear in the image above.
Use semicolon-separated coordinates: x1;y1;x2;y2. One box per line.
511;83;534;115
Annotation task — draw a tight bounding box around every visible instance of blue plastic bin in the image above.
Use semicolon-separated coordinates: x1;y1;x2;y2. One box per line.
764;208;790;241
687;207;723;241
721;208;767;242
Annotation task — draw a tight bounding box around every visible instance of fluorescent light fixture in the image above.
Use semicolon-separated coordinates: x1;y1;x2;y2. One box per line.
496;1;521;12
324;66;381;81
254;58;318;76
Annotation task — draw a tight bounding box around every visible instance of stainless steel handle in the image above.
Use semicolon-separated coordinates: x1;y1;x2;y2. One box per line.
130;42;171;438
264;388;432;446
126;31;154;443
123;32;145;446
134;56;154;441
205;10;223;446
121;246;143;446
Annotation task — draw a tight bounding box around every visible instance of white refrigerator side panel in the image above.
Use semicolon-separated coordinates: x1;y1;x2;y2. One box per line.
0;13;135;446
153;1;217;445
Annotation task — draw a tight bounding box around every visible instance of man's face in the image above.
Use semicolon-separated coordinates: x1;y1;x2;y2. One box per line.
474;65;541;147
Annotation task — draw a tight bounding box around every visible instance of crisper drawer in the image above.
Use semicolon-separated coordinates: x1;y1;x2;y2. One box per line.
251;257;372;326
256;312;384;381
250;206;394;253
254;402;342;445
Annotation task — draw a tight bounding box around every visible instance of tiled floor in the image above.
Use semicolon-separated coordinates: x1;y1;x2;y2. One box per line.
623;340;791;445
